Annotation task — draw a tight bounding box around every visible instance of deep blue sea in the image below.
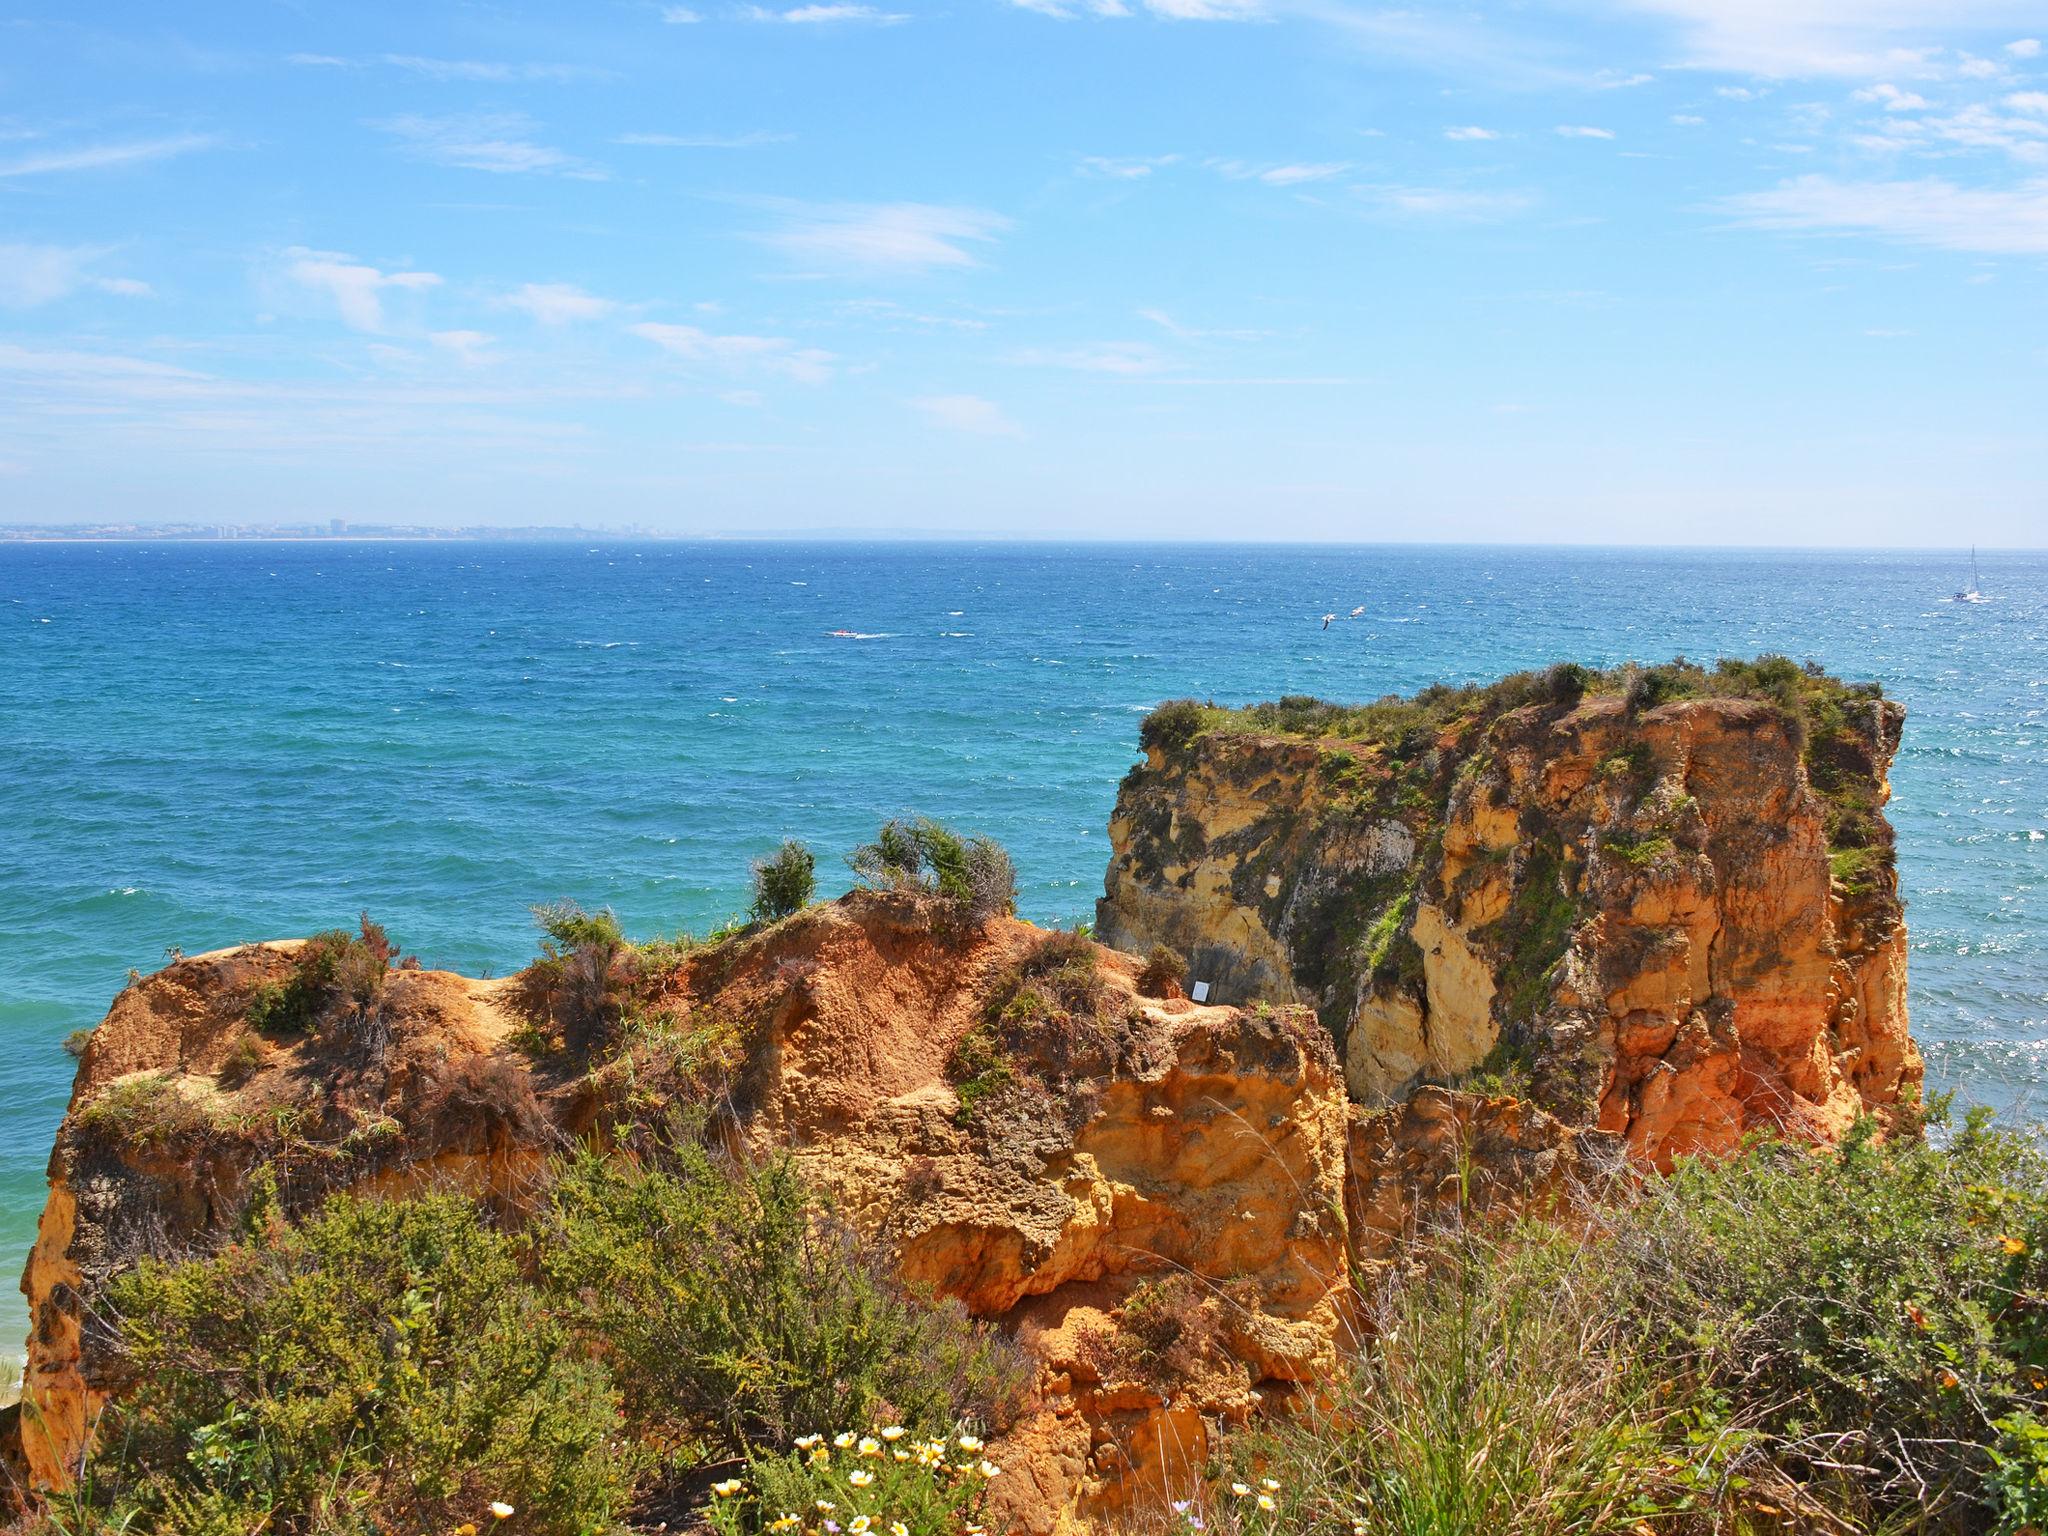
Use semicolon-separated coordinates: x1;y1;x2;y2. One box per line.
3;541;2044;1370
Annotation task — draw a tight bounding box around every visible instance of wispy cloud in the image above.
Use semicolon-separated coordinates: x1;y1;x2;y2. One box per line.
1604;0;2042;78
616;130;793;147
283;248;442;332
661;5;704;19
1357;184;1536;220
1555;124;1617;139
913;394;1024;436
1138;307;1268;341
0;244;151;307
429;330;495;365
0;133;215;178
1722;174;2048;253
1009;340;1172;374
757;201;1009;272
1209;158;1349;185
289;53;604;81
1077;153;1179;178
631;321;835;383
1445;126;1500;142
741;4;911;22
374;113;606;178
503;283;618;324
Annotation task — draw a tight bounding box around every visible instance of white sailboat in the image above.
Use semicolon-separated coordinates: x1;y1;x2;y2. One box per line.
1952;546;1986;604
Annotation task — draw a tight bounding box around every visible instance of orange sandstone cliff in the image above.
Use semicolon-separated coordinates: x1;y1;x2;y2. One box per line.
11;662;1925;1532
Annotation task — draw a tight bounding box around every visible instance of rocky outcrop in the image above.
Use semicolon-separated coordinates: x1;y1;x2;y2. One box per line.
14;897;1351;1528
1099;675;1923;1167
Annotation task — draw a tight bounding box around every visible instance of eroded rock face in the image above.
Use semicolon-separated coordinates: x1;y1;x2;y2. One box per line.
1098;693;1923;1166
14;898;1351;1530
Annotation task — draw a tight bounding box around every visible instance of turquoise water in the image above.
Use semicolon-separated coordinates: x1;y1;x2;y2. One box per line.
3;541;2044;1369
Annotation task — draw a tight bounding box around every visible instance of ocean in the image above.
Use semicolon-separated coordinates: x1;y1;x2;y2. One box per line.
2;540;2043;1370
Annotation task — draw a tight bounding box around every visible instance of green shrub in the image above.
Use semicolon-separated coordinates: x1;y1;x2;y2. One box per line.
244;914;402;1037
707;1425;1000;1536
62;1027;94;1059
537;1146;1029;1461
752;840;818;922
1140;698;1213;754
71;1073;224;1154
847;819;1015;921
77;1192;636;1536
521;901;636;1051
1612;1112;2048;1529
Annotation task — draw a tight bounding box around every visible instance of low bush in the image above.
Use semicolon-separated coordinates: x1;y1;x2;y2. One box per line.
1136;942;1187;997
520;901;637;1051
1140;698;1213;754
244;914;406;1039
536;1145;1029;1462
1613;1109;2048;1530
68;1192;635;1536
752;840;817;922
847;819;1016;921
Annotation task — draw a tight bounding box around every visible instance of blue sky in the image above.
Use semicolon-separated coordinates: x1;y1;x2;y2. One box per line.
2;2;2045;543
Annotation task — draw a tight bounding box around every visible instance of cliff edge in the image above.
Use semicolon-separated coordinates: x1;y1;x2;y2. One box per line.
1098;659;1922;1165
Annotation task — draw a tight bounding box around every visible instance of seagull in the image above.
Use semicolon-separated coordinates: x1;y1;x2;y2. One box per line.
1321;613;1336;629
1350;605;1365;617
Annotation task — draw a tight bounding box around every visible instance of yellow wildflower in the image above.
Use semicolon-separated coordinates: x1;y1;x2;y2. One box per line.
850;1517;873;1534
893;1450;910;1462
2002;1235;2029;1256
859;1437;883;1457
881;1426;908;1442
978;1460;1002;1480
957;1434;984;1453
835;1432;858;1450
489;1505;516;1521
796;1434;825;1450
890;1524;909;1536
1260;1480;1280;1493
713;1479;746;1498
1230;1484;1251;1498
849;1470;877;1488
1257;1494;1277;1513
770;1517;802;1533
457;1525;479;1536
815;1501;836;1513
811;1448;833;1466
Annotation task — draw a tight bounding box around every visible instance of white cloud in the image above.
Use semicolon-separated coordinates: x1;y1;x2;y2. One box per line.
1209;158;1349;184
284;248;442;332
1137;307;1268;341
2010;92;2048;114
1606;1;2043;78
374;113;606;178
1672;113;1707;124
742;4;911;21
1357;185;1536;220
912;394;1024;436
0;133;215;178
616;130;792;147
758;201;1009;272
1445;126;1499;141
430;330;495;364
1555;124;1617;138
1008;0;1130;15
503;283;618;324
380;54;604;82
1722;174;2048;253
1077;153;1179;177
1009;341;1171;374
630;321;835;383
2010;38;2043;57
662;5;704;19
1143;0;1261;18
0;244;151;307
1855;82;1931;110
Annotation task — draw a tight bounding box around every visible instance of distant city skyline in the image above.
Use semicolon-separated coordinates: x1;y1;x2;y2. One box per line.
2;2;2044;545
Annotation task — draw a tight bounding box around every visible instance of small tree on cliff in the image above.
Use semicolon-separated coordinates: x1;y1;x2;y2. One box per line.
750;839;816;922
848;817;1015;921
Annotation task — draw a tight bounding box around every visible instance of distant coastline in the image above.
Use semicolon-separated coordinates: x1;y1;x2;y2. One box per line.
1;524;654;543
